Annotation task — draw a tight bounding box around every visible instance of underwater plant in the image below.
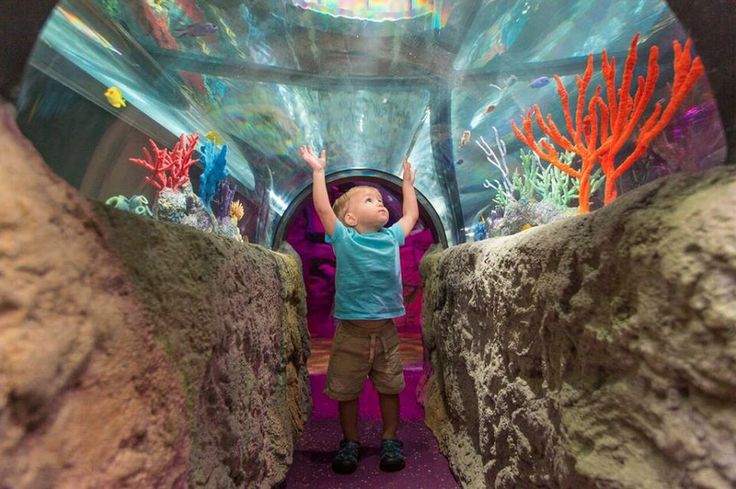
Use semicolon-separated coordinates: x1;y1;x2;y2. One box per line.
513;33;704;213
129;133;200;193
198;140;229;210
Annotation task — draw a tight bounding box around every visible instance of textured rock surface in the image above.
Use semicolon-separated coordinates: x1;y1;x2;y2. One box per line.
0;104;311;488
421;166;736;489
1;103;189;487
97;206;312;488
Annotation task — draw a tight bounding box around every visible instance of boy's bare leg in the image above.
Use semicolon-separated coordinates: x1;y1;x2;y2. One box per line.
379;393;400;440
339;399;360;441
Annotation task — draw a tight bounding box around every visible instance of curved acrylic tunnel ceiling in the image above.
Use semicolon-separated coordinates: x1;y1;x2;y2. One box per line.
11;0;730;246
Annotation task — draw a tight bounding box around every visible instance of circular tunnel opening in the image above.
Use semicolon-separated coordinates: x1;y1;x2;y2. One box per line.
274;171;443;421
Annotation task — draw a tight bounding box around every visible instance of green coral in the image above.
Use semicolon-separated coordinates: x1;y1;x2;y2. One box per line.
493;149;603;208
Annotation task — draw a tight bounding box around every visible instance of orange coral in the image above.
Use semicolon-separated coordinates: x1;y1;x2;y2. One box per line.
512;33;705;213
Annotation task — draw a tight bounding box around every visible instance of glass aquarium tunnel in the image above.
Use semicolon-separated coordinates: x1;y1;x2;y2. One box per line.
14;0;727;248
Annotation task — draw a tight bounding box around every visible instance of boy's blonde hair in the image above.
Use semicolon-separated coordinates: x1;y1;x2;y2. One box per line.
332;185;379;223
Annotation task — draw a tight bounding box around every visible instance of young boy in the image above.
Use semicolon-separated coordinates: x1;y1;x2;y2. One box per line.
299;145;419;474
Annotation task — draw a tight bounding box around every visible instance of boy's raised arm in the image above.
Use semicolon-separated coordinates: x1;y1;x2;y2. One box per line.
398;158;419;237
300;146;337;237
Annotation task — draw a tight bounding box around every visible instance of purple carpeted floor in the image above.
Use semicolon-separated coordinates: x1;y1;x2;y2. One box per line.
283;418;459;489
284;365;459;488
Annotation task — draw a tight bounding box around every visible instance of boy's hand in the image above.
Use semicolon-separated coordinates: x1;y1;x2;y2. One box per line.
300;146;327;172
402;158;417;185
398;157;419;237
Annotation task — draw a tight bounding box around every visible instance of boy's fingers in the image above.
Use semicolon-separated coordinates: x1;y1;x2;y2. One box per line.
320;150;326;159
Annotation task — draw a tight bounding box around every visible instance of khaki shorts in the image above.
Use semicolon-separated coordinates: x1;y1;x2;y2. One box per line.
324;319;405;401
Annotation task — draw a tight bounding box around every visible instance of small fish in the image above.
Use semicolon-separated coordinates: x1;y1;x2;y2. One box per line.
456;159;464;166
485;105;496;113
104;86;126;108
175;22;218;38
520;223;533;231
205;130;224;145
528;76;551;88
459;130;471;147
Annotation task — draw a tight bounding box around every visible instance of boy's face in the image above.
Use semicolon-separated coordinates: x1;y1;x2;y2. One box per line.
344;188;389;230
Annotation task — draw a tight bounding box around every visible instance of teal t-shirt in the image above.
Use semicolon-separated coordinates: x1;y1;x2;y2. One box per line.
325;220;405;320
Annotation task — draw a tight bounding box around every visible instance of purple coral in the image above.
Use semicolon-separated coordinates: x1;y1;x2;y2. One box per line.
211;179;236;223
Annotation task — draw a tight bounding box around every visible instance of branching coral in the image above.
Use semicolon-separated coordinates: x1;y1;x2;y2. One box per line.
129;133;200;192
512;33;704;213
477;126;515;203
477;126;602;209
517;148;605;207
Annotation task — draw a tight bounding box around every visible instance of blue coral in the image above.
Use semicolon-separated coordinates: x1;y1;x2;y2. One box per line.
198;140;229;210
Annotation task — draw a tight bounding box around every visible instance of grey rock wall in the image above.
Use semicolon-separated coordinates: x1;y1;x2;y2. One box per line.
421;166;736;489
0;103;311;488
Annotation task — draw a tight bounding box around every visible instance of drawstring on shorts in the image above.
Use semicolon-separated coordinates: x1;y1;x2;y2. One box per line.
367;333;388;365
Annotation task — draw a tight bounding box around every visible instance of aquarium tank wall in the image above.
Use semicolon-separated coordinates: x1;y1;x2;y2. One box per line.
13;0;727;245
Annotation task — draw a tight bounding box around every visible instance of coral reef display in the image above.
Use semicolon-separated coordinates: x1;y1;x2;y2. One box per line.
476;126;599;237
126;134;243;241
513;33;704;213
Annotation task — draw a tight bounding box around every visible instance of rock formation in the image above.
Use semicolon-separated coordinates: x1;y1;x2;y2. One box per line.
0;102;311;488
421;165;736;488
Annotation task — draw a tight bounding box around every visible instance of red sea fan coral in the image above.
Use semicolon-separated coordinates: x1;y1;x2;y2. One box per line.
130;133;200;192
513;34;704;213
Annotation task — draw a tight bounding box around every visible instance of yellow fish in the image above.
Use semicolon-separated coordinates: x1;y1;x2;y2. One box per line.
205;130;224;145
104;86;126;108
520;223;533;231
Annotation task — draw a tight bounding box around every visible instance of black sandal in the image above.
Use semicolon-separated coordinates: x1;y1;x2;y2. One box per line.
379;439;405;472
332;439;361;474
